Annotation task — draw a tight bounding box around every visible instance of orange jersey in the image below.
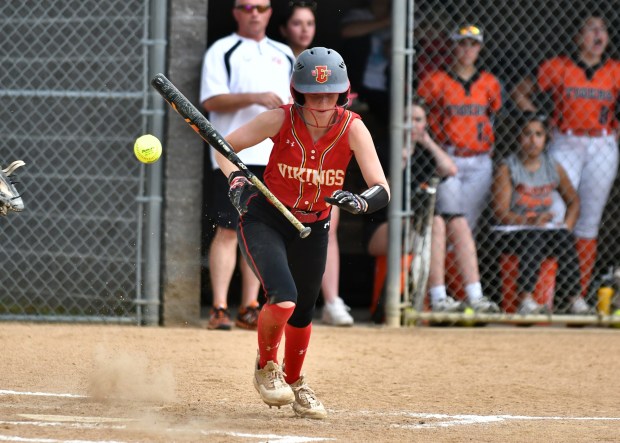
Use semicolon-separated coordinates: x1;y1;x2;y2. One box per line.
418;69;502;153
264;105;360;213
537;55;620;133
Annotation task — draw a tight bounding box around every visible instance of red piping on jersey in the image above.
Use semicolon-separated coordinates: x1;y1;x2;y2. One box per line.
312;112;352;208
288;109;306;209
288;108;352;211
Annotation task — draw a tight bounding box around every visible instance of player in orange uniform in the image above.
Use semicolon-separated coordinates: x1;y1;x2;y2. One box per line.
418;24;502;313
215;47;389;418
512;14;620;312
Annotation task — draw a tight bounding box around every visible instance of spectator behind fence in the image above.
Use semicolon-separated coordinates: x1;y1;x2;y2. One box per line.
417;24;502;313
365;99;457;321
279;0;353;326
200;0;294;330
216;47;389;418
490;112;589;315
279;0;315;58
340;0;392;125
511;13;620;301
413;6;452;86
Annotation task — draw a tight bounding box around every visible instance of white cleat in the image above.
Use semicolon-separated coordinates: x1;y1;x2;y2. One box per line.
253;358;294;408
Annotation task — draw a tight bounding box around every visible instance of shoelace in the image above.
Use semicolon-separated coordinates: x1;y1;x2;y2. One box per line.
292;383;319;406
266;366;288;388
9;176;22;200
2;161;25;201
212;308;229;318
241;306;259;316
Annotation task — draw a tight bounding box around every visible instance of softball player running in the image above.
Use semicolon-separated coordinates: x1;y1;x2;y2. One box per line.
512;14;620;308
418;24;502;313
216;47;389;419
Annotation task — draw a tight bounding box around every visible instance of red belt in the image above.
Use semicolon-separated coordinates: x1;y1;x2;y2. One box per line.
562;128;611;137
290;207;330;223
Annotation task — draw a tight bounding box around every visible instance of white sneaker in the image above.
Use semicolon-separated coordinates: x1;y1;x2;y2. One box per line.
569;297;593;315
290;375;327;419
518;297;549;315
253;358;295;408
431;296;464;312
321;297;354;326
469;296;501;313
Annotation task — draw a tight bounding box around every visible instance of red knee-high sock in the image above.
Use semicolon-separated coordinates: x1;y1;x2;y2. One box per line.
257;303;295;368
576;238;597;297
283;323;312;384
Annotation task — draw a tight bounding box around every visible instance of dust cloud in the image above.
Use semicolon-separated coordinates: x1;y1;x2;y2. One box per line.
87;347;176;403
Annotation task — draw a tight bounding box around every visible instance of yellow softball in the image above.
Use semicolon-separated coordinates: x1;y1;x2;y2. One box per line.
134;134;162;164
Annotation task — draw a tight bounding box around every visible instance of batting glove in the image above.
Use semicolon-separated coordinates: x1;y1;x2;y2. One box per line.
227;171;257;216
324;190;368;215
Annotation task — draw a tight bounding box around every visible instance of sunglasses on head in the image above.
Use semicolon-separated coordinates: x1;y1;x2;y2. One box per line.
458;25;481;35
235;4;271;13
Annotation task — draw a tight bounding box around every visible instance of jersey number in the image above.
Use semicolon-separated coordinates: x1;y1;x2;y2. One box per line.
599;106;610;125
477;122;485;142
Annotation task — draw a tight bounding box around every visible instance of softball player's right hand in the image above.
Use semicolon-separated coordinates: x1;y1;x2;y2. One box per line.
228;171;257;216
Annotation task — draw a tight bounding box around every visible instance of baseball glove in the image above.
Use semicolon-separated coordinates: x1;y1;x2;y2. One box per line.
0;160;26;216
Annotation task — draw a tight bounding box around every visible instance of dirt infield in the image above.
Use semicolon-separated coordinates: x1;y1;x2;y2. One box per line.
0;322;619;442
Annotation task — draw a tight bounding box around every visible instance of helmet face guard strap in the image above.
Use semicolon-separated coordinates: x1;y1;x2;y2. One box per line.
290;47;351;127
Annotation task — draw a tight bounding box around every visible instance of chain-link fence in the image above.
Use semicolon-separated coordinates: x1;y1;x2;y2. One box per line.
0;1;153;322
364;0;620;326
3;0;620;326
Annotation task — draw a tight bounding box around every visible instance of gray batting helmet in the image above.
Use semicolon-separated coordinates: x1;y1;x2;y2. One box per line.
291;47;350;106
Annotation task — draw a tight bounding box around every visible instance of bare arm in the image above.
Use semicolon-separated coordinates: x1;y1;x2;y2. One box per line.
492;164;517;224
556;164;580;230
348;119;390;198
511;76;538;112
215;108;285;177
202;92;285;114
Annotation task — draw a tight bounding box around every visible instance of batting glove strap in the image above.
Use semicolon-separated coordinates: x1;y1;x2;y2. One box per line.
324;190;368;215
227;170;246;185
360;184;389;214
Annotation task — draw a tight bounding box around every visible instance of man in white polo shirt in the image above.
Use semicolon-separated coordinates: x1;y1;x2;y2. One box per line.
200;0;294;331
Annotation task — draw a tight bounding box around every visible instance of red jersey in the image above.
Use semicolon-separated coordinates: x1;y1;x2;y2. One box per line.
264;104;360;214
537;55;620;133
418;69;502;154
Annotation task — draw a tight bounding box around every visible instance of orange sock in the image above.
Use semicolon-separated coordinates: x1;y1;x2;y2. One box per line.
283;323;312;384
576;238;597;297
257;303;295;367
371;256;387;314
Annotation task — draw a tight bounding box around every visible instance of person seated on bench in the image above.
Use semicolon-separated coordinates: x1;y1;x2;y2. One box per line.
490;112;590;315
365;98;457;321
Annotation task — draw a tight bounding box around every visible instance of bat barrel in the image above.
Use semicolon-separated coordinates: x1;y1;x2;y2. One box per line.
150;73;311;239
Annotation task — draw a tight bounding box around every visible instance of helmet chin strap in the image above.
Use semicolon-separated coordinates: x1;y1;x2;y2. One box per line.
294;104;346;128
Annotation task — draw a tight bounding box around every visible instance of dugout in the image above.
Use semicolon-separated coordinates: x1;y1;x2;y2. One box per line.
196;0;620;319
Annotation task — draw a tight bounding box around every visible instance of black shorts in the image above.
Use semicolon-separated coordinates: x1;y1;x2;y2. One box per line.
237;193;331;328
209;166;266;229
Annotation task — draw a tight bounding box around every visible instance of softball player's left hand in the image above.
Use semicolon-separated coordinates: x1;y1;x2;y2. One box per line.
228;171;258;215
325;190;368;215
